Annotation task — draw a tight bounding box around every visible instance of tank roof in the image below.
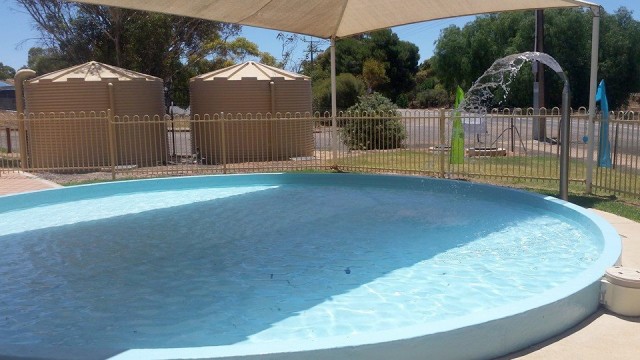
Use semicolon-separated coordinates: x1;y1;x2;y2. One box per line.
192;61;309;81
28;61;161;83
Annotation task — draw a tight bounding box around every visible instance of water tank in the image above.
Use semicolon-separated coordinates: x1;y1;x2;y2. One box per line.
190;61;313;164
23;61;167;169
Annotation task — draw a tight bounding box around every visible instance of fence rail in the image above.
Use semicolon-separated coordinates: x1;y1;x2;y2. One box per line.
1;109;639;199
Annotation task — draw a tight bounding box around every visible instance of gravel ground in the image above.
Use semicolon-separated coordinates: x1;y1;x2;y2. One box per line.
34;171;121;185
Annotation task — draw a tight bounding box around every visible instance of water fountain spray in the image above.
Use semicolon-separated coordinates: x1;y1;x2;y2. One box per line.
461;52;571;200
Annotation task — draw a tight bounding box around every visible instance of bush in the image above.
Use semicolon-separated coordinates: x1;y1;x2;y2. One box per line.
312;73;366;113
414;88;451;108
396;93;409;108
340;93;407;150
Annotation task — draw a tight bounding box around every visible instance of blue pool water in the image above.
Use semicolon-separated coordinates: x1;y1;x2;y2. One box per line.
0;174;620;358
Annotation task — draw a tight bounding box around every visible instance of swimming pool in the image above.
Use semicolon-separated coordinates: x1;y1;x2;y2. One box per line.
0;173;620;359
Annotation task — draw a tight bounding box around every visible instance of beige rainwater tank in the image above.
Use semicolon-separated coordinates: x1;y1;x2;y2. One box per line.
24;61;167;169
190;61;313;164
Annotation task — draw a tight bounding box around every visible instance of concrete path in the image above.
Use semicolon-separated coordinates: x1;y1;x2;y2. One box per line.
0;171;62;195
1;172;639;359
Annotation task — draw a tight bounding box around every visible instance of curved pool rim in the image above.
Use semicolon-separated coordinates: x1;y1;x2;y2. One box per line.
0;173;621;360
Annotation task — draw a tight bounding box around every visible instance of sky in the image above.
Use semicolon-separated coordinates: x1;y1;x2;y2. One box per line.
1;0;639;71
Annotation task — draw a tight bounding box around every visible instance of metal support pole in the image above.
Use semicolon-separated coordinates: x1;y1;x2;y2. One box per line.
330;36;338;165
14;69;36;170
560;81;571;201
533;9;546;140
585;6;601;194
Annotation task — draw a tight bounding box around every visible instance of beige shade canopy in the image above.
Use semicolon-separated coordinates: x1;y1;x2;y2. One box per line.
67;0;595;39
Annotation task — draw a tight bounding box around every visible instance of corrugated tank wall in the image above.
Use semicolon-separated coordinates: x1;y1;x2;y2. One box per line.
24;77;167;169
190;76;313;164
272;78;313;160
111;80;167;167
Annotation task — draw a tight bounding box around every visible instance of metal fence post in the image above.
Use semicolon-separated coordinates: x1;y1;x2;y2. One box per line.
18;114;27;170
107;109;117;180
439;109;446;178
5;127;12;153
107;83;117;180
220;113;227;174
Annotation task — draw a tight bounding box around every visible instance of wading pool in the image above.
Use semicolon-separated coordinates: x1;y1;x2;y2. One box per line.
0;173;620;359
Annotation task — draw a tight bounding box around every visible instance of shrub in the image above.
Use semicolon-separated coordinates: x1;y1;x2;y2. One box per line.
396;93;409;108
340;93;407;150
312;73;366;113
414;88;451;108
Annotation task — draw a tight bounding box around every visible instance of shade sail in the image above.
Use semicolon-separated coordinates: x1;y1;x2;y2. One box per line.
65;0;596;39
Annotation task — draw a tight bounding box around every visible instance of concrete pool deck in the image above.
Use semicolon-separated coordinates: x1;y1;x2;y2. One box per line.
0;171;62;195
502;208;640;360
1;172;638;359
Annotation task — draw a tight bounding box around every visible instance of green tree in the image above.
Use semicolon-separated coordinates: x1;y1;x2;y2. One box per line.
0;62;16;79
312;73;366;113
431;8;640;109
411;59;451;108
543;9;592;108
368;30;419;101
432;25;469;92
433;11;538;102
597;8;640;109
305;29;419;103
27;47;71;75
362;58;389;93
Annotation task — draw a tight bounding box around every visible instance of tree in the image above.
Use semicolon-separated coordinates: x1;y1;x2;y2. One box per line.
304;29;419;103
597;7;640;109
431;25;470;93
431;8;640;109
410;59;451;108
433;11;538;102
0;63;16;79
312;73;366;113
276;32;300;71
17;0;275;107
27;47;71;75
368;30;419;101
362;59;389;93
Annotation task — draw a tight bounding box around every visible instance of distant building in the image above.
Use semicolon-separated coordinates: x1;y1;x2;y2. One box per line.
0;80;16;110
